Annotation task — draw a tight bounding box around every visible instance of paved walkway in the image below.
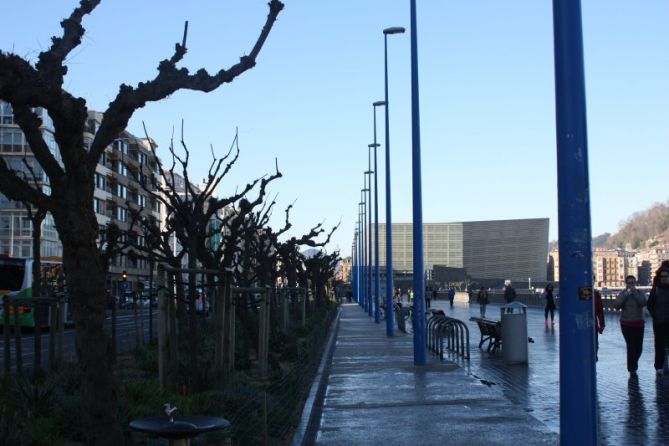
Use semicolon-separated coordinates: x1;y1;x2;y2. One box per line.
299;302;557;446
296;298;669;446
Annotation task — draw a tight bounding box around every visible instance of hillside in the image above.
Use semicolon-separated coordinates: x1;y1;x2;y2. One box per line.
606;201;669;249
548;199;669;250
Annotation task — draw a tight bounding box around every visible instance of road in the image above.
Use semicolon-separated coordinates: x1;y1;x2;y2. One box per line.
1;309;157;371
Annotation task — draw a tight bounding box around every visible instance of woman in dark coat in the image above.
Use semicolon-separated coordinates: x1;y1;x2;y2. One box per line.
543;283;557;326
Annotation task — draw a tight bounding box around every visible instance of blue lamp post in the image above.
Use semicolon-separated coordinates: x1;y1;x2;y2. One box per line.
363;167;373;318
371;101;385;324
362;183;371;315
409;0;426;365
382;25;405;336
369;140;381;323
359;193;367;312
552;1;597;443
351;227;359;302
358;202;365;307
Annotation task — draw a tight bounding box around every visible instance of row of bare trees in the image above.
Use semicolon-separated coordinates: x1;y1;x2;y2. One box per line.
123;127;339;393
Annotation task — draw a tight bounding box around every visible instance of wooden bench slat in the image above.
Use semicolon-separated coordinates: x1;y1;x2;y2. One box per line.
470;317;502;352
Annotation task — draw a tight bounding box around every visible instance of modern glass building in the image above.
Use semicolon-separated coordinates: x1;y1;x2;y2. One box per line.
373;218;549;283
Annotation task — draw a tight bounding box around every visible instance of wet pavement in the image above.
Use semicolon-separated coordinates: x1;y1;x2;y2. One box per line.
295;298;669;446
434;298;669;445
298;302;557;446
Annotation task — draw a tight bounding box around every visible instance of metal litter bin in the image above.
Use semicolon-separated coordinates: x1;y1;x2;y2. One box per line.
500;301;528;364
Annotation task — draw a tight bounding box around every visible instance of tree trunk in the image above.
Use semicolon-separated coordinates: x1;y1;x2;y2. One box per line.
187;238;199;392
31;212;44;374
53;187;120;445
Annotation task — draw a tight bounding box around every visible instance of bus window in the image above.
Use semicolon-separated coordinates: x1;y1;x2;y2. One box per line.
0;259;25;292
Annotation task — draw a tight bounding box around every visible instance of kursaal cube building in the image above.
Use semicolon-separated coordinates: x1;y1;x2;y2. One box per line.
368;218;549;284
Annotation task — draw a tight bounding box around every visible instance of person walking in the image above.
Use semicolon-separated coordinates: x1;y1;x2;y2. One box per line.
504;281;517;303
594;287;605;361
647;268;669;375
503;281;517;313
613;275;647;377
425;286;432;309
448;287;456;308
543;283;557;327
477;286;489;318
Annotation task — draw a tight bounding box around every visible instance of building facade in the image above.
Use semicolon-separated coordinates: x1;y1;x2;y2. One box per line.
0;102;162;297
592;248;636;288
336;256;352;282
370;218;549;284
87;112;162;297
0;102;62;258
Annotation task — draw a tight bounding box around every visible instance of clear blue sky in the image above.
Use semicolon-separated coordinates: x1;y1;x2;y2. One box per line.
3;1;668;257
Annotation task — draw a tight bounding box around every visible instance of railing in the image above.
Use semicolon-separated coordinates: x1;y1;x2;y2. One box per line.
426;310;470;360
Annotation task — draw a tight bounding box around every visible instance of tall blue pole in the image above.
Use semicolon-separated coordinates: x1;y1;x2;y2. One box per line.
358;206;364;307
370;141;382;323
360;196;367;310
382;27;404;337
355;213;359;304
354;226;360;304
365;165;373;318
552;1;597;444
409;0;426;365
371;104;384;324
351;230;356;303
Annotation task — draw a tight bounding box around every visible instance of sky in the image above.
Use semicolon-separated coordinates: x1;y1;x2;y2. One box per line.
2;1;668;258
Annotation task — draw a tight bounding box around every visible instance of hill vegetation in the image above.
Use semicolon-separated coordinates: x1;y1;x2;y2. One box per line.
548;199;669;250
606;200;669;249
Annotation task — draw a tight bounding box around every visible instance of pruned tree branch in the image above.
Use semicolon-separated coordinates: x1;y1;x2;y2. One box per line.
88;0;284;169
0;158;53;211
36;0;102;85
12;104;64;182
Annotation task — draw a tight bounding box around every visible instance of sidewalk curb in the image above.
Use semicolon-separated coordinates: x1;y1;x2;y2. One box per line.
291;306;341;446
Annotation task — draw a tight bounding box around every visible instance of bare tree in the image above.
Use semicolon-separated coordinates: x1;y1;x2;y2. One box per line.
0;1;283;443
304;250;340;307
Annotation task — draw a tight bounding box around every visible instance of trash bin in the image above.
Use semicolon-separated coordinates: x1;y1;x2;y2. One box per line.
500;301;528;364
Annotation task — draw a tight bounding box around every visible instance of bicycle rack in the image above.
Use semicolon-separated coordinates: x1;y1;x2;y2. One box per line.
426;311;470;360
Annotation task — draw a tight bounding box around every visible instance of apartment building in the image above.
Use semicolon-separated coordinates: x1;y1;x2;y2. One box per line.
0;101;161;297
87;112;162;296
593;248;636;287
0;102;62;258
336;256;352;282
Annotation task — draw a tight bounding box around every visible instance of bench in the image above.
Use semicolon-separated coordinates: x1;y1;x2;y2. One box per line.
469;317;502;352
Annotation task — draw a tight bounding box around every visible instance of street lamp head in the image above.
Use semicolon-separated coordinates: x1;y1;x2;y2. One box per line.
383;26;406;35
373;100;386;107
364;170;373;175
368;143;380;148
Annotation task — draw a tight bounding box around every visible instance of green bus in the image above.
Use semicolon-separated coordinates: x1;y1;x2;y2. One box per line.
0;256;70;328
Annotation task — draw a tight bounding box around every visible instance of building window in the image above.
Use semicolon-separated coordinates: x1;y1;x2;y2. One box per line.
95;173;106;190
93;198;103;215
0;128;26;153
116;207;128;222
115;184;127;199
